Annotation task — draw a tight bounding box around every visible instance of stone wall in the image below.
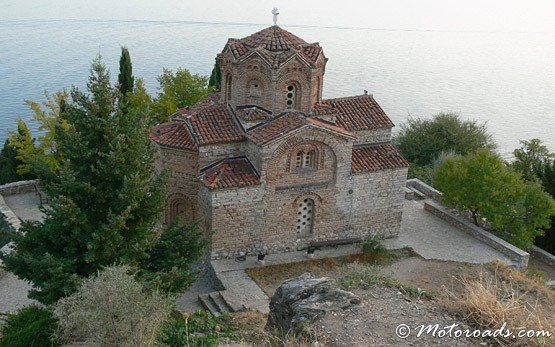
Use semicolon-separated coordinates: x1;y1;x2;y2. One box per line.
0;180;38;197
352;128;392;145
424;200;529;268
203;126;408;258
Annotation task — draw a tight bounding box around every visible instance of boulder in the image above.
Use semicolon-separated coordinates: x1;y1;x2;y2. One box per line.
266;273;361;334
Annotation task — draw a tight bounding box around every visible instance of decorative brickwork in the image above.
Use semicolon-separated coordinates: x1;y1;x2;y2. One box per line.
151;26;409;258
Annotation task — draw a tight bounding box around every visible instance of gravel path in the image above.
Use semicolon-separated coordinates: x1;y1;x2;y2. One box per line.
0;269;36;313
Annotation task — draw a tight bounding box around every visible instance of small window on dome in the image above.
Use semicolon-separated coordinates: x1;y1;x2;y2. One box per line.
286;84;296;109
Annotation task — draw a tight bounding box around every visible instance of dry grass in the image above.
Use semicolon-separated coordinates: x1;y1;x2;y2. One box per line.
226;311;314;347
246;248;412;296
443;261;554;346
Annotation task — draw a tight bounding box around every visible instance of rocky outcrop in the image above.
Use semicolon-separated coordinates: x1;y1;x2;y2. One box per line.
266;273;361;334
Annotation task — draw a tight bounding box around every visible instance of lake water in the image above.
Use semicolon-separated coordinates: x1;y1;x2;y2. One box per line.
1;19;554;157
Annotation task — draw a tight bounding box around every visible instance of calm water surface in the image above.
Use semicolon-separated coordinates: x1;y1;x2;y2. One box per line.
1;19;554;157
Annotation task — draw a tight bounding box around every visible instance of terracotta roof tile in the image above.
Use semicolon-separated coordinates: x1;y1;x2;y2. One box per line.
150;122;197;150
247;112;306;145
200;157;260;190
187;103;245;145
225;26;323;67
351;143;409;173
247;111;354;145
236;106;273;122
314;94;394;131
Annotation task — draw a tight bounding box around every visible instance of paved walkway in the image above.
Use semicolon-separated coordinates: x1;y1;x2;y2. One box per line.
3;192;45;222
385;200;512;264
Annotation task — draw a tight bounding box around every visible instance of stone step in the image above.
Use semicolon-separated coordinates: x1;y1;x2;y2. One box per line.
219;290;245;313
198;293;220;316
209;292;232;314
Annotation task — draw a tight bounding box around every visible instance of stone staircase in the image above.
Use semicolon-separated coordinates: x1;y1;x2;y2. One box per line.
198;291;243;316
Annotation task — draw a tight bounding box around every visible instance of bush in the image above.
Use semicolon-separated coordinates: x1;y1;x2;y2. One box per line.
159;310;238;347
394;113;496;168
0;306;59;347
54;265;173;346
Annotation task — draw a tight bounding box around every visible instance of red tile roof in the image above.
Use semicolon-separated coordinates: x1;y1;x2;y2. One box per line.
150;122;197;150
247;112;307;145
225;26;323;68
351;143;409;173
236;106;273;122
199;157;260;190
187;103;244;145
247;111;354;145
313;94;394;131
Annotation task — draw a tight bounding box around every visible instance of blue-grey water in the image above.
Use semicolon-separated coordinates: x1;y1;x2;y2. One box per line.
1;18;554;157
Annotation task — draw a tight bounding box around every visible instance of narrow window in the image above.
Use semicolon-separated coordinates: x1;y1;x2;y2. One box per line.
286;84;296;109
295;151;304;168
304;150;315;168
296;198;314;234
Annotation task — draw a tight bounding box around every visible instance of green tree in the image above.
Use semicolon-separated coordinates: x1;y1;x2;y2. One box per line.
511;138;555;182
140;222;207;292
535;159;555;253
1;56;205;304
208;56;221;92
154;68;210;122
118;46;134;98
434;151;555;249
0;305;59;347
8;119;42;178
0;139;22;184
394;113;496;176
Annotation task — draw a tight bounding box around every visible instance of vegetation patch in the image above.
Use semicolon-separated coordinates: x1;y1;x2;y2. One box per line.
0;306;59;347
443;261;554;347
336;262;435;300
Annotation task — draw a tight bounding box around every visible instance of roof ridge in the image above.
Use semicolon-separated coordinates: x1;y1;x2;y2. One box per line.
321;94;374;102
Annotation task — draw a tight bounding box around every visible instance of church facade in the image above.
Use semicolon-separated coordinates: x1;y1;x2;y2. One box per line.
150;26;409;258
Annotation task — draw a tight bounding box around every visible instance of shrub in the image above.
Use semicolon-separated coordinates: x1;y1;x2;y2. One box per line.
54;265;173;346
361;234;386;254
394;113;496;168
159;310;238;347
0;306;59;347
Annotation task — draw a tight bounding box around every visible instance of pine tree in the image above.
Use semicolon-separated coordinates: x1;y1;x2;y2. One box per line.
1;56;205;304
208;56;221;92
118;46;134;98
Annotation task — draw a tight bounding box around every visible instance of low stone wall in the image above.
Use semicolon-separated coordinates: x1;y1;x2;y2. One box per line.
406;178;442;200
0;180;38;197
424;200;529;268
530;246;555;267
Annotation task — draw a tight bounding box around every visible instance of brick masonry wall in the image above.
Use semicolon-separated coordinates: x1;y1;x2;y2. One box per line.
220;51;326;115
353;128;392;145
202;126;408;258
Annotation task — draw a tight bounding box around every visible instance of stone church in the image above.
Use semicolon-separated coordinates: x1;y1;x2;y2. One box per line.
151;25;409;258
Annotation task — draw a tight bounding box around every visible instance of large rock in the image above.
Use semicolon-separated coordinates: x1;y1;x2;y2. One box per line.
266;273;361;334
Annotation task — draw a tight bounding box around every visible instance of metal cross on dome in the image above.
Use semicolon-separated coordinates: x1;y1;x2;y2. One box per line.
272;7;279;25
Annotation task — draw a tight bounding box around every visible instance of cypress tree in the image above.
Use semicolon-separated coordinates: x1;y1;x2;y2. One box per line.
118;46;134;97
208;56;221;92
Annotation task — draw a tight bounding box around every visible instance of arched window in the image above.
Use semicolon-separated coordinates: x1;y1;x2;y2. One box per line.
286;84;297;109
225;74;233;102
296;198;314;234
294;150;316;170
166;194;195;226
